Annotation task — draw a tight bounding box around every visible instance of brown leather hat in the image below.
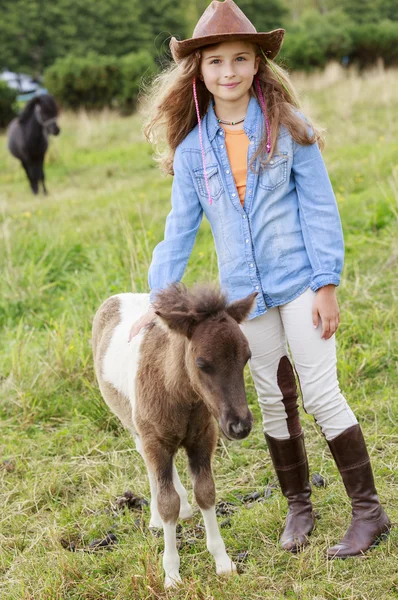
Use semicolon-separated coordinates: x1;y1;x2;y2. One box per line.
170;0;285;63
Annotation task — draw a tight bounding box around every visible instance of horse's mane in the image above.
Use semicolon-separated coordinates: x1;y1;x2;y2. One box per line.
154;283;227;318
18;97;38;124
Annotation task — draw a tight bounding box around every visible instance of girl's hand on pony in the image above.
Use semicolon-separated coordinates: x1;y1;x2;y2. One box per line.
128;306;156;341
312;285;340;340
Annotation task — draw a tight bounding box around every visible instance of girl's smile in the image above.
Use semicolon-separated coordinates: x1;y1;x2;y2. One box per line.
220;82;240;88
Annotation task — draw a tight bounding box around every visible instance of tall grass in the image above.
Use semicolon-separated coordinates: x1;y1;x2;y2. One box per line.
0;66;397;599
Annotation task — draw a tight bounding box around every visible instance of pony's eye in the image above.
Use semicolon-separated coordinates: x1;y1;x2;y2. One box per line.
196;357;212;372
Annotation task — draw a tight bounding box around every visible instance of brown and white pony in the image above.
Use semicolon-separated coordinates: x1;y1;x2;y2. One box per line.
92;284;256;588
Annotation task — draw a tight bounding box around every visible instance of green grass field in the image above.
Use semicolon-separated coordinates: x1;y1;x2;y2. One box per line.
1;65;397;599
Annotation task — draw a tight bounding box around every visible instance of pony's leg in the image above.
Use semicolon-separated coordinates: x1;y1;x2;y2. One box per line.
146;443;181;589
28;160;41;195
186;423;236;576
133;434;162;528
39;157;47;195
21;160;38;194
172;463;193;520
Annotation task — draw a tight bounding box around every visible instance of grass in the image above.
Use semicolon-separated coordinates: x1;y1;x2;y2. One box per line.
0;64;397;599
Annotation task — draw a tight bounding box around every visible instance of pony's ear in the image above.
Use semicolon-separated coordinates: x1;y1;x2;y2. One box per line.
155;310;198;339
226;292;258;324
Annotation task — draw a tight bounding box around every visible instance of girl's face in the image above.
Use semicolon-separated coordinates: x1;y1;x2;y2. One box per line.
200;41;260;105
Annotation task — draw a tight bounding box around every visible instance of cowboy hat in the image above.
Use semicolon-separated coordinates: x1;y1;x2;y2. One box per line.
170;0;285;62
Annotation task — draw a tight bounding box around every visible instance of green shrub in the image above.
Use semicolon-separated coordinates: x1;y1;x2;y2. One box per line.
280;10;353;71
348;20;398;68
117;50;157;115
0;81;18;129
44;50;159;112
44;53;121;111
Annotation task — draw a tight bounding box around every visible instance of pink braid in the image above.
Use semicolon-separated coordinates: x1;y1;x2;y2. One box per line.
255;76;271;154
192;77;212;205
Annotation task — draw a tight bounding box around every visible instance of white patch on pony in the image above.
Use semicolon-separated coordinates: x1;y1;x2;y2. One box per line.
102;293;151;413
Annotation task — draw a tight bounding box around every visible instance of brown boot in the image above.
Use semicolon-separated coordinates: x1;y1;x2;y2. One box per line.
326;424;391;558
265;431;315;552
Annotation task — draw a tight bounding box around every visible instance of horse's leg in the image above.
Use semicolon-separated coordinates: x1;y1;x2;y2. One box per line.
186;422;236;576
39;156;47;195
172;463;193;520
21;160;37;194
136;431;191;522
144;441;181;588
133;434;162;528
27;159;40;195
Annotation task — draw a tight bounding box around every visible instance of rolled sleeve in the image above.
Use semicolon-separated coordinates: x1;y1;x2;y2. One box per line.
148;146;203;302
292;137;344;291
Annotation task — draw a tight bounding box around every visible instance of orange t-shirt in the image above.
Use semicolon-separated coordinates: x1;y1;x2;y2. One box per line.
222;127;250;207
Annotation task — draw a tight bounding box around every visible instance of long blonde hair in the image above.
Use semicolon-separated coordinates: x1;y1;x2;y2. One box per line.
140;45;324;176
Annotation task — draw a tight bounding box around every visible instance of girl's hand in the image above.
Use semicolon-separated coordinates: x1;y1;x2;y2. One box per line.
312;285;340;340
128;306;156;342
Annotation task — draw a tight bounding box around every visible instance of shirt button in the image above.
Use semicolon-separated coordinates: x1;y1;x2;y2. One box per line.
255;285;259;290
245;239;249;243
220;145;224;149
226;170;230;174
248;190;252;195
242;215;246;219
250;263;254;268
232;193;236;198
270;160;274;165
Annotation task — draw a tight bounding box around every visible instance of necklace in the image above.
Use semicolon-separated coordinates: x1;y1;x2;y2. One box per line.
216;116;245;126
213;102;246;126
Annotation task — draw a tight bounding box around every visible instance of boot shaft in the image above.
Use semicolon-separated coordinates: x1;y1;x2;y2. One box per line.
327;424;381;516
265;432;311;501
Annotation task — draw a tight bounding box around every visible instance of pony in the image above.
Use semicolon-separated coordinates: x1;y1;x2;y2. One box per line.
92;284;256;588
7;94;60;194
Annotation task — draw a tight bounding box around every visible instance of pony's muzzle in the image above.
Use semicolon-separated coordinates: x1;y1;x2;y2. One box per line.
225;412;253;440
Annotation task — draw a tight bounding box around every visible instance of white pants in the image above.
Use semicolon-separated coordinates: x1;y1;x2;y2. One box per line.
240;288;358;441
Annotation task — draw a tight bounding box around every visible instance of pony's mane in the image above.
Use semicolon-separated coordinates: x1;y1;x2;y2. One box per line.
18;97;37;124
154;283;227;318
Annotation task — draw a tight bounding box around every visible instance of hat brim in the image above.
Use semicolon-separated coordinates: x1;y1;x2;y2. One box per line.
170;29;285;63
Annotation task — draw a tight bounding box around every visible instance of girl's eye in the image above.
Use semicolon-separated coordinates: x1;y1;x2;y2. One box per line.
236;56;246;61
210;59;220;64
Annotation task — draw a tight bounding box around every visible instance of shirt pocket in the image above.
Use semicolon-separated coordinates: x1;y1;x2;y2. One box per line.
258;152;289;191
193;163;224;201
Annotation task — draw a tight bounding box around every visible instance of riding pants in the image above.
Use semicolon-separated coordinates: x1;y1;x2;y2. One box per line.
240;288;358;441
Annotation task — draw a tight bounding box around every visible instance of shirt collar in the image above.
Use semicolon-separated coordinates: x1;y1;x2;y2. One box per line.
206;94;262;142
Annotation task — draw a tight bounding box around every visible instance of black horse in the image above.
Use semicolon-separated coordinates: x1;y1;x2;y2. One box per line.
7;94;60;195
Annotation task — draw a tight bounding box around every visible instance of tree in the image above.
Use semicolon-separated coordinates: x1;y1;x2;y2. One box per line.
0;0;189;75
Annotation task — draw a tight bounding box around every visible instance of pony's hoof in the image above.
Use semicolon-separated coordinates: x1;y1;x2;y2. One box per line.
164;573;182;589
216;558;237;576
179;504;194;520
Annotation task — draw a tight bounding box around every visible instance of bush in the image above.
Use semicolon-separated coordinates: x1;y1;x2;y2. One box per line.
280;10;353;71
44;50;159;112
0;81;18;129
44;53;121;111
348;20;398;68
117;50;157;115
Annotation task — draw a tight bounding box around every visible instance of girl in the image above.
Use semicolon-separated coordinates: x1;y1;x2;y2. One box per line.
130;0;390;557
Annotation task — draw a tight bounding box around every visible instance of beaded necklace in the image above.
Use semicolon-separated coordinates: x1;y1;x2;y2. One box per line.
213;102;245;126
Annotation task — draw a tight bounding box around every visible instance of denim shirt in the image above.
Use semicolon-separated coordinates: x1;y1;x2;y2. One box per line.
148;96;344;319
